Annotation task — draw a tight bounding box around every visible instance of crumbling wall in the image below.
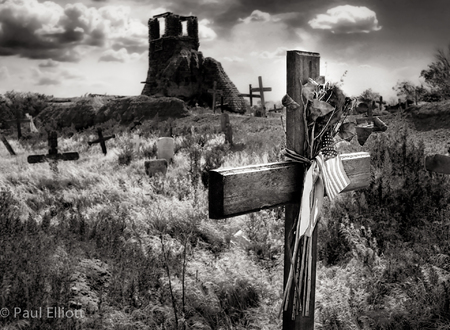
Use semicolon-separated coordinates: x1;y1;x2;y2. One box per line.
202;58;247;113
141;12;246;113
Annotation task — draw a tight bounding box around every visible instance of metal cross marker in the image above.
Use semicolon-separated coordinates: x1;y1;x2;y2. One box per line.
27;131;79;174
88;128;115;155
207;81;224;113
425;154;450;175
1;134;16;156
208;51;371;330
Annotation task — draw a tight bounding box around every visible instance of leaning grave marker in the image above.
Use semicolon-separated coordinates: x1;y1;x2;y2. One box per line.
88;127;116;155
208;51;372;330
1;134;16;156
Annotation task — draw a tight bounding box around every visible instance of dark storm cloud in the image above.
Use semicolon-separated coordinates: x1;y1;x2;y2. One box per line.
0;0;147;62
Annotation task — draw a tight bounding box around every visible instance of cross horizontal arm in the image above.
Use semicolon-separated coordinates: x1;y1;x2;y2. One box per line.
251;87;272;92
88;135;115;146
238;94;261;98
27;152;79;164
209;152;370;219
208;89;224;95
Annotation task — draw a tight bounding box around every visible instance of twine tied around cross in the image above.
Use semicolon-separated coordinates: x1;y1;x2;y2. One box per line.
278;93;352;319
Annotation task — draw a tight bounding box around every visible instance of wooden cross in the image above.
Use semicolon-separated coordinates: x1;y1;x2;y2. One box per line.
208;51;371;330
239;76;272;115
425;154;450;175
239;84;260;107
88;128;115;155
5;118;31;140
207;81;224;113
28;131;79;173
1;134;16;156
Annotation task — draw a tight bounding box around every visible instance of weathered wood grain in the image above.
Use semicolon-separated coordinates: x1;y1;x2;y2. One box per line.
208;151;370;219
425;154;450;174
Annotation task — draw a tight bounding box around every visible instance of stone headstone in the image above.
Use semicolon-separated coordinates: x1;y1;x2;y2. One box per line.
157;137;174;163
145;159;168;177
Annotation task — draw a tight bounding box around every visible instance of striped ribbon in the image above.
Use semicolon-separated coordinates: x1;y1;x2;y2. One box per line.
282;148;350;200
280;147;351;319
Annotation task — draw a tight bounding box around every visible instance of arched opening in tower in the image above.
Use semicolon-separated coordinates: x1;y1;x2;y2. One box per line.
159;17;166;38
181;20;188;36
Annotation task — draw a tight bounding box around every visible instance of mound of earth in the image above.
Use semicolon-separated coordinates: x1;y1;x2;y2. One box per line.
95;95;188;125
409;99;450;131
37;95;188;130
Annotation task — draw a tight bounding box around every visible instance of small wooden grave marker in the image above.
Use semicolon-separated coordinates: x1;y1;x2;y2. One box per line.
425;154;450;175
28;131;79;174
1;134;16;156
209;51;370;330
220;113;233;145
207;81;224;113
352;102;388;146
157;137;174;163
145;159;168;177
5;117;31;140
88;128;115;155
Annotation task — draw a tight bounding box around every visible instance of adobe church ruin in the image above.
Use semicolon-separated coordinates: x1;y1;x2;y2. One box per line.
141;12;247;113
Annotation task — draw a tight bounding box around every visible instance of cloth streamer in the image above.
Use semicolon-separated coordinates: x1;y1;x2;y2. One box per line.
280;148;350;318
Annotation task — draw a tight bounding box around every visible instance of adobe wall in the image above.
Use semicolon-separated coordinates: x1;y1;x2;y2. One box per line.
141;12;246;113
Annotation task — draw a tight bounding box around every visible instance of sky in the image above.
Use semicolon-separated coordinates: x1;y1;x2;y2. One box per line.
0;0;449;104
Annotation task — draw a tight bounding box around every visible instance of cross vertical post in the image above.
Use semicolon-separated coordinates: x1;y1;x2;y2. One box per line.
207;81;223;114
249;84;253;107
258;76;266;117
284;50;320;330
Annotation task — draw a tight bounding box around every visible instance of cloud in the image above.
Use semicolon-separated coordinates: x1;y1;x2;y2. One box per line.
37;77;60;86
239;10;299;24
99;48;141;62
222;56;244;62
39;59;60;68
198;19;217;41
0;66;10;80
251;47;289;59
32;66;83;86
0;0;147;62
308;5;382;33
239;10;271;24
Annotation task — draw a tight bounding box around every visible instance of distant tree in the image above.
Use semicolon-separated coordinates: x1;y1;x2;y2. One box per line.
392;80;427;104
358;88;380;110
0;91;51;138
420;44;450;99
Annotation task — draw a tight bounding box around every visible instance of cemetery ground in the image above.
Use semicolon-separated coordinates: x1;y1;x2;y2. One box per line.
1;107;450;330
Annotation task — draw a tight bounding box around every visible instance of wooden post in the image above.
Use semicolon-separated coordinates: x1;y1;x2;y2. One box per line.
207;81;224;114
249;84;253;107
250;76;272;117
6;118;31;140
88;128;115;155
259;76;266;116
285;50;320;330
1;134;16;156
